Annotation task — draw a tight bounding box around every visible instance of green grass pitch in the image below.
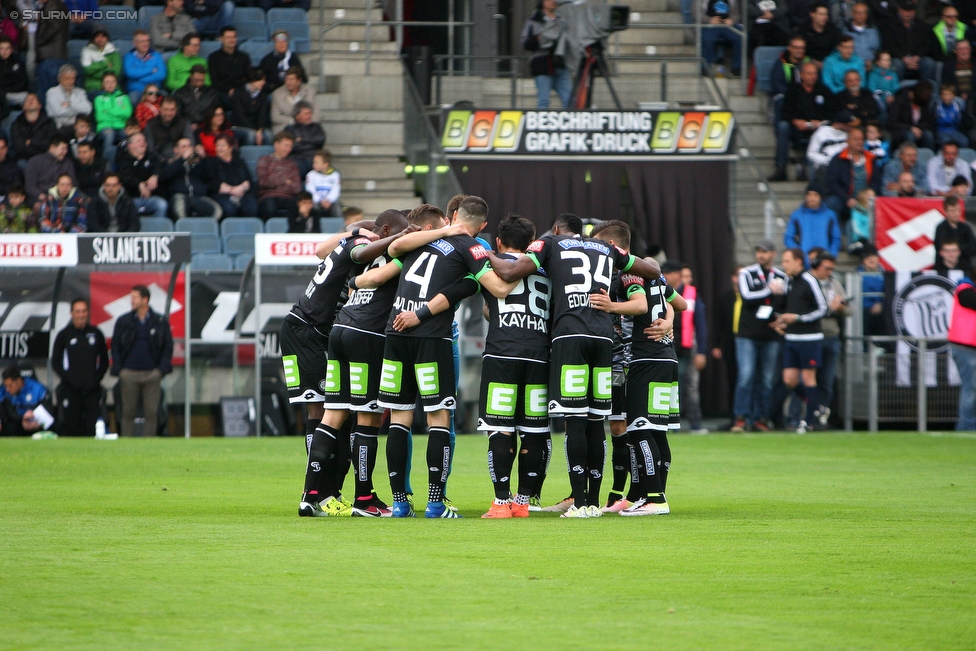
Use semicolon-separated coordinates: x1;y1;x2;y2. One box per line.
2;432;974;650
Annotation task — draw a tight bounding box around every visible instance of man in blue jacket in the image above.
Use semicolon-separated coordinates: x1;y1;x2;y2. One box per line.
122;31;167;101
785;181;842;258
0;366;57;436
111;285;174;437
822;35;866;93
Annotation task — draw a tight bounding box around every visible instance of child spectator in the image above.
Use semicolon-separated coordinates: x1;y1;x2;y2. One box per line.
304;149;341;218
61;113;99;160
864;121;889;165
288;191;318;233
80;29;122;95
950;174;972;197
134;85;162;129
867;51;899;118
935;84;968;148
0;184;37;232
194;104;235;158
93;72;133;162
848;187;874;254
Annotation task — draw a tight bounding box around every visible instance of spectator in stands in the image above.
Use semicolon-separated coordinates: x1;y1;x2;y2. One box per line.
94;72;133;162
289;191;318;233
843;2;880;66
934;195;976;265
935;238;974;277
145;97;192;159
260;29;307;93
867;50;899;118
110;284;174;438
888;80;935;150
34;0;70;101
882;142;926;195
0;184;37;232
229;69;272;146
822;35;865;94
930;4;967;66
114;119;143;164
935;84;969;148
117;132;168;220
61;114;99;160
151;0;196;52
45;64;92;129
74;141;108;198
51;298;108;437
799;2;840;62
893;169;920;196
950;174;972;198
943;40;973;101
833;70;879;124
807;113;852;172
700;0;743;77
769;36;808;121
880;0;934;81
160;137;221;220
173;65;220;126
134;84;162;129
773;61;832;181
342;205;363;227
949;274;976;431
0;36;29;107
194;103;235;157
305;149;341;218
207;134;257;217
785;182;842;257
848;186;873;253
10;95;57;165
39;173;88;232
521;0;571;108
927;142;971;196
287;101;324;178
824;125;883;219
208;26;251;101
0;138;24;196
80;29;122;95
88;173;139;232
185;0;234;39
166;33;210;92
858;244;886;340
863;121;888;163
746;0;790;53
124;31;167;102
25;134;76;204
0;366;57;436
271;66;315;134
256;130;302;220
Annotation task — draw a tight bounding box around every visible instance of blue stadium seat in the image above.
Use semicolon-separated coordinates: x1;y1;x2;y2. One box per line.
959;148;976;164
264;217;289;233
67;39;87;59
220;217;264;237
320;217;344;233
917;148;935;169
192;252;233;270
267;8;307;25
105;19;138;43
162;51;176;62
141;216;174;233
236;22;269;42
754;46;785;95
240;146;273;178
240;41;273;66
234;252;254;270
198;41;223;59
191;233;222;254
138;5;164;29
175;217;219;235
269;21;310;53
223;233;256;256
234;7;266;23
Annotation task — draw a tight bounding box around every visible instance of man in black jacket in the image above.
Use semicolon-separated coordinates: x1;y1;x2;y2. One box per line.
772;61;833;181
0;36;29;107
160;137;221;220
229;69;272;146
287;102;325;178
933;195;976;269
0;137;24;197
259;30;306;93
111;285;174;437
116;133;168;220
881;0;935;80
73;142;109;199
9;94;58;164
52;298;109;437
207;26;251;102
88;174;140;232
172;66;220;126
145;97;193;158
799;2;840;62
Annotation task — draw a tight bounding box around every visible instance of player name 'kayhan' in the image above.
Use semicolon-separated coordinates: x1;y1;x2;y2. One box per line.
393;297;428;312
497;312;547;332
91;236;173;264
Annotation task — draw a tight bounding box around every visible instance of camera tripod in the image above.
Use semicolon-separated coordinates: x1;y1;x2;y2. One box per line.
570;41;623;110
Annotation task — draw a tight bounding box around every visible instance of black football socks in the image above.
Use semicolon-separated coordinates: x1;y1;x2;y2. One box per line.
487;432;516;501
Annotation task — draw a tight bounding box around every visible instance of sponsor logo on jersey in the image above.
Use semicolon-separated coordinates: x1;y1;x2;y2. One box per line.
620;273;644;286
469;244;488;260
430;239;455;255
527;240;545;253
354;237;371;246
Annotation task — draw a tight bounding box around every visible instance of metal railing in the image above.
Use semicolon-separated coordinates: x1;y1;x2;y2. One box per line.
402;70;463;211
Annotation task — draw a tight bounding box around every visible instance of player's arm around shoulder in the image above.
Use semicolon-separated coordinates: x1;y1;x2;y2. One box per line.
387;223;466;258
478;269;519;299
352;258;402;289
620;252;661;280
351;224;422;264
315;228;377;259
486;245;540;283
589;282;647;315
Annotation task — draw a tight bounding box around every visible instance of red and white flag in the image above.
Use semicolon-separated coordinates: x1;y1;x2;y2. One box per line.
875;197;965;271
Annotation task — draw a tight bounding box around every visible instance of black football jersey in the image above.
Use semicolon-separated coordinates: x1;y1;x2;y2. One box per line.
481;252;552;359
334;253;398;334
629;275;678;361
609;272;642;372
385;234;490;338
525;234;636;338
289;236;371;334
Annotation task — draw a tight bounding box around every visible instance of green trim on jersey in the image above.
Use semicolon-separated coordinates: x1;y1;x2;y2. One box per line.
473;265;491;281
393;258;404;269
526;251;542;269
626;284;646;298
621;254;636;272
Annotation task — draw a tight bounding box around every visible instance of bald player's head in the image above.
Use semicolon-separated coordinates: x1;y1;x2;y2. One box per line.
374;209;408;237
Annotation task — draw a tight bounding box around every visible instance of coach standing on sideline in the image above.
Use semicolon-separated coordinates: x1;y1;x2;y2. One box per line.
52;298;109;437
948;275;976;431
111;285;173;437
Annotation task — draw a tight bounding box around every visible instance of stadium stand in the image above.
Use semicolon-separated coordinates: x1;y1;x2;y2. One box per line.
137;6;164;29
264;217;289;233
319;217;345;233
221;217;264;238
105;19;138;43
191;233;222;254
236;23;270;43
223;233;256;256
240;41;273;67
141;217;174;233
175;217;219;236
192;252;234;270
234;252;254;270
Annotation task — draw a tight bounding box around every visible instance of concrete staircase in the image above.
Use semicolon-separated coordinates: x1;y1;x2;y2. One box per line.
306;0;420;216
